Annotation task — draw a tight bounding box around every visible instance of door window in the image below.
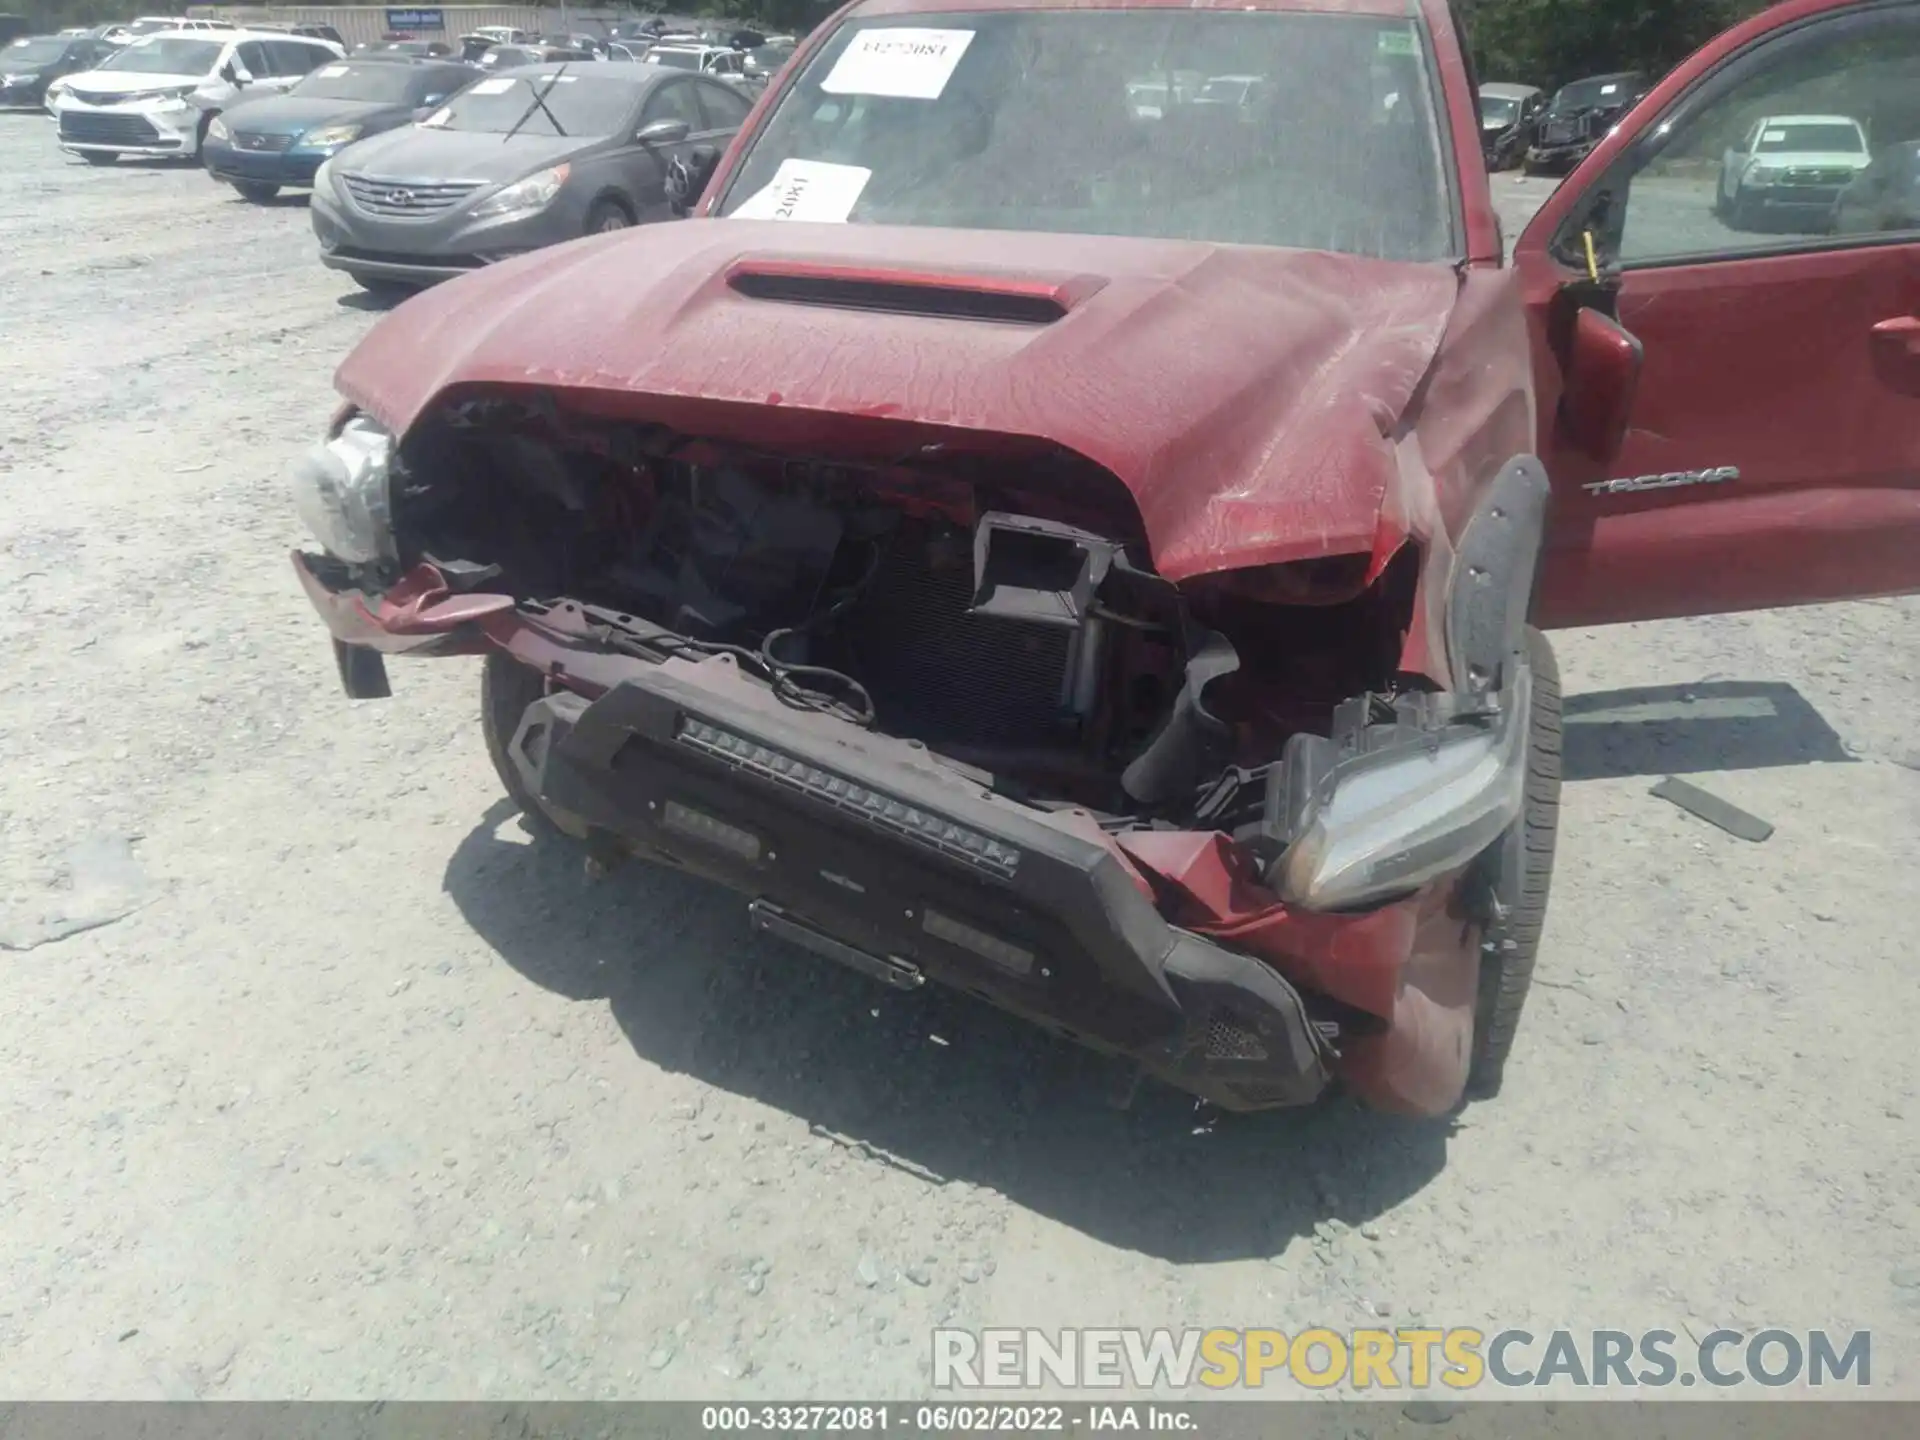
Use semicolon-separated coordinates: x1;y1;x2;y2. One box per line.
642;78;702;129
1572;6;1920;266
235;40;272;79
695;77;751;131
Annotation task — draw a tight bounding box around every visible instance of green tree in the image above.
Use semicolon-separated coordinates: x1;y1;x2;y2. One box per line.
1459;0;1776;90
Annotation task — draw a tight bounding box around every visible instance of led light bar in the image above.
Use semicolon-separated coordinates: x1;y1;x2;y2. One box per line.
675;718;1020;878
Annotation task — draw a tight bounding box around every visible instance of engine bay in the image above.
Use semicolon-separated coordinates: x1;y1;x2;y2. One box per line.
392;396;1418;833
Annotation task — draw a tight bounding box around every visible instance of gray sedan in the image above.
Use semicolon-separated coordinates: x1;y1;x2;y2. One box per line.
309;62;750;294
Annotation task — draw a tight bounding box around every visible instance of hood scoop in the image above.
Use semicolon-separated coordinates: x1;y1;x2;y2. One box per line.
724;256;1106;325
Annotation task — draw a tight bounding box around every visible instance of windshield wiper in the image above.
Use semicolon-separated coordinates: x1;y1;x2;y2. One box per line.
501;61;569;142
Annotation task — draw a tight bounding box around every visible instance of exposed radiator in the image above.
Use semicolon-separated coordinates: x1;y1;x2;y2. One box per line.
842;526;1076;747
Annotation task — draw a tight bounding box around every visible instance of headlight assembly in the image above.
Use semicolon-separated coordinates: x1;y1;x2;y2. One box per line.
289;414;396;566
206;114;230;142
1275;668;1533;912
298;122;362;149
471;163;570;220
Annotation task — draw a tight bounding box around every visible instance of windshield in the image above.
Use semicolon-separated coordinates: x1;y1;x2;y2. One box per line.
649;48;702;70
1755;121;1864;154
5;38;69;64
100;37;221;74
720;11;1453;262
1549;77;1636;113
1479;95;1518;125
431;72;639;135
290;60;421;102
747;42;792;71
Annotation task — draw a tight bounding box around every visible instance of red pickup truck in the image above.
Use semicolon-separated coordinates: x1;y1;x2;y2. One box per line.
289;0;1920;1117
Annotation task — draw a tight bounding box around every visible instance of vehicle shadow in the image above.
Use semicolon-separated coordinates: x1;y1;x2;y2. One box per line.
334;289;403;313
1561;679;1852;781
443;802;1451;1263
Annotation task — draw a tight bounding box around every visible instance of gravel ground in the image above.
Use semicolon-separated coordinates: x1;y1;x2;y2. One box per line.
1;123;1917;1403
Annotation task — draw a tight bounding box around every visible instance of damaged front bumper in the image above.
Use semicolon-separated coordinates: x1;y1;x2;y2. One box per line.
293;538;1538;1115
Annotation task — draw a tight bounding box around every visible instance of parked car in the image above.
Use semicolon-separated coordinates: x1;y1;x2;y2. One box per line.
478;43;596;72
54;29;345;163
1478;81;1545;169
287;0;1920;1120
644;44;747;80
1524;70;1645;174
308;63;750;294
741;38;794;87
0;31;118;109
1831;138;1920;234
0;15;30;47
1716;112;1871;230
204;57;475;203
356;39;455;58
100;16;233;47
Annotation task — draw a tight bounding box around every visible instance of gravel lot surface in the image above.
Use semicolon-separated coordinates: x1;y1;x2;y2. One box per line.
2;125;1917;1403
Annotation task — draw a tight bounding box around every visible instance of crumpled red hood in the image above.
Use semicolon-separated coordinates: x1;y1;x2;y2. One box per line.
334;220;1462;581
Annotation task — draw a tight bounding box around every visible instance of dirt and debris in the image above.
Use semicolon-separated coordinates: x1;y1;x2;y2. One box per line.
1650;776;1775;842
0;140;1917;1400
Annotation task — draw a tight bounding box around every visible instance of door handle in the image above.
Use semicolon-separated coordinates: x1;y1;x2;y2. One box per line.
1870;315;1920;395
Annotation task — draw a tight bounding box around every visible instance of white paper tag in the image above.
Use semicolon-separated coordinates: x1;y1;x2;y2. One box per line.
317;64;348;77
471;76;516;95
1762;128;1786;143
1600;83;1619;95
730;159;872;222
820;28;973;100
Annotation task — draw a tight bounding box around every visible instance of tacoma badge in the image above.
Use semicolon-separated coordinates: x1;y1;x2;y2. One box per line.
1584;466;1739;496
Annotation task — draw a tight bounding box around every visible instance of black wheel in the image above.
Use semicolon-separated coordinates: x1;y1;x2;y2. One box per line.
585;197;632;235
480;651;554;830
233;180;279;203
81;150;117;165
1728;191;1760;232
1465;628;1563;1100
352;274;416;300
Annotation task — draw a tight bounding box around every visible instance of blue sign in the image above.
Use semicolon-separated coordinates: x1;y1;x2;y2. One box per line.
384;8;446;29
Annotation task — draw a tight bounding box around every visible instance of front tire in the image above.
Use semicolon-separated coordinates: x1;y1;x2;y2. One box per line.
1465;628;1563;1100
585;197;633;234
232;180;279;203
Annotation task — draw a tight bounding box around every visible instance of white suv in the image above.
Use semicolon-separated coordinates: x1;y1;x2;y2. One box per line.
644;44;747;80
54;29;343;163
1717;113;1872;230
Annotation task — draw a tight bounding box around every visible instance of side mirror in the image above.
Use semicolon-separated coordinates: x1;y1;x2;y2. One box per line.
1558;307;1642;464
636;116;689;146
221;60;244;85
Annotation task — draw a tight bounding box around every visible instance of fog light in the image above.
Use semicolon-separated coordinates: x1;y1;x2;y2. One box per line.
922;908;1034;977
660;801;762;863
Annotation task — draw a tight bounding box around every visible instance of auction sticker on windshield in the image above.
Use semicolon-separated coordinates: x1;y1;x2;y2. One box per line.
821;27;973;99
317;63;348;77
731;158;871;222
471;76;515;95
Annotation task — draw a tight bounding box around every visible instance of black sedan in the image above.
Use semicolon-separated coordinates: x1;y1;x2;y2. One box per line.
204;58;477;203
309;63;749;294
0;31;115;108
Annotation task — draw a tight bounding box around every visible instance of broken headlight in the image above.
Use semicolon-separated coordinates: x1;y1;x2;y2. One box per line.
1276;667;1532;912
288;413;395;566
